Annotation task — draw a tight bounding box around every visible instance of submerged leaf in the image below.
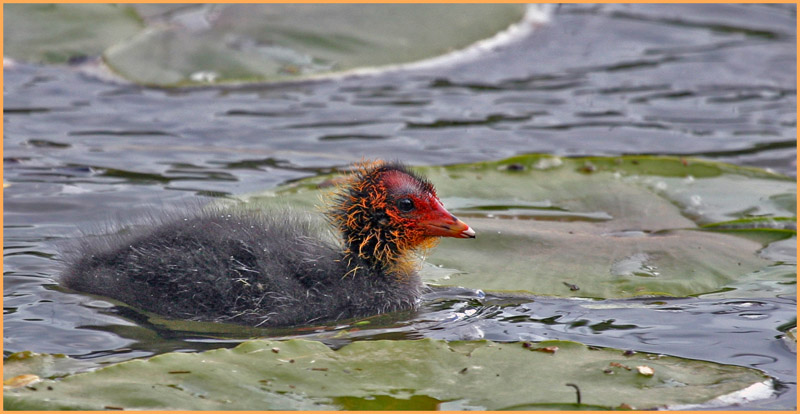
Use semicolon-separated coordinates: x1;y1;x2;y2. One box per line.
3;339;769;410
105;4;529;86
4;4;529;86
244;155;796;299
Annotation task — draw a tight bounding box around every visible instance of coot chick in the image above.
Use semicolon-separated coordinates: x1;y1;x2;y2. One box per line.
62;161;475;327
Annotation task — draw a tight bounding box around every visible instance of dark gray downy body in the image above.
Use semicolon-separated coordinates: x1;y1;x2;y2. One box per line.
61;208;422;327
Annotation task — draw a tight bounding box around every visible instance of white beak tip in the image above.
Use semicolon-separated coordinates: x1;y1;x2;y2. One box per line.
461;226;476;239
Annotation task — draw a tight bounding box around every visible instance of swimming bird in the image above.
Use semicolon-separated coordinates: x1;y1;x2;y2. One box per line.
61;161;475;327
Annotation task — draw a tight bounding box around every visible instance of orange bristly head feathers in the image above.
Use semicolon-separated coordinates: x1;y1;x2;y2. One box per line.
326;161;474;278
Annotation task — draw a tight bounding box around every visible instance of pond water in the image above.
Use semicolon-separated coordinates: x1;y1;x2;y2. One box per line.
3;3;797;410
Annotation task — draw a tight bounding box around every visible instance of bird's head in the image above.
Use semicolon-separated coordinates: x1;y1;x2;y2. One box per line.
327;161;474;275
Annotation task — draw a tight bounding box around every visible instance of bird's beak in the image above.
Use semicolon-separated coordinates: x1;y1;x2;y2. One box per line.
420;199;476;239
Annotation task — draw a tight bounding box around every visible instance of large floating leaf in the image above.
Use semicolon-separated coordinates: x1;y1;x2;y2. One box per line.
104;4;527;86
4;4;528;86
3;4;142;64
242;155;796;299
3;339;769;410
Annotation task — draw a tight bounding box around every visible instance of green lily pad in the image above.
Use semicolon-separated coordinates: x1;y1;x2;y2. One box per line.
240;155;796;299
3;339;770;410
4;4;528;86
3;4;143;64
104;4;527;86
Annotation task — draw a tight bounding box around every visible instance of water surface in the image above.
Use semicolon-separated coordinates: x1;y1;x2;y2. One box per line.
3;3;796;409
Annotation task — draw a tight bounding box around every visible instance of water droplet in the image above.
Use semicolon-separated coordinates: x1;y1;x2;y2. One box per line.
533;157;562;170
611;253;659;277
85;300;114;309
189;71;219;83
740;313;768;320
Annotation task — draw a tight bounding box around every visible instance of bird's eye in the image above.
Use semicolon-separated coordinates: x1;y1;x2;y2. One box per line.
396;198;415;212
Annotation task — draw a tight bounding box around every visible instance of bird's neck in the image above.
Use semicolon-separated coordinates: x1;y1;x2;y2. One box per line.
340;225;415;277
